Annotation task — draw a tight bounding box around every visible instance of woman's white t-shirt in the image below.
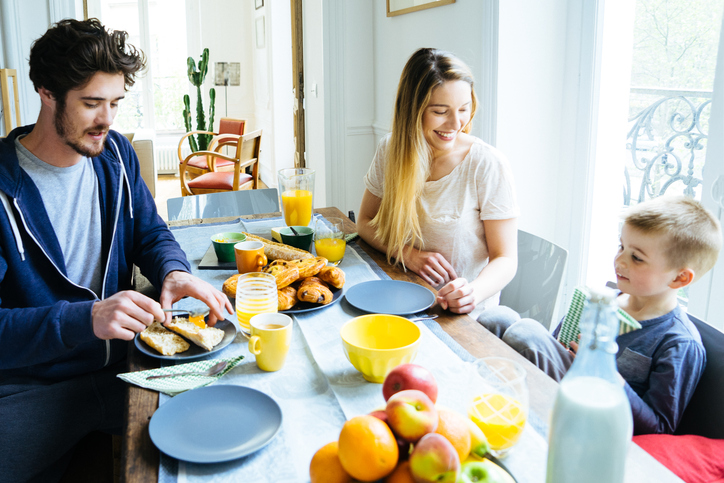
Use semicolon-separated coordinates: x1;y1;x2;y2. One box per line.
364;134;519;312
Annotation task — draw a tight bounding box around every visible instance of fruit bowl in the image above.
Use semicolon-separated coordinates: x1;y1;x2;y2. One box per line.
340;314;421;383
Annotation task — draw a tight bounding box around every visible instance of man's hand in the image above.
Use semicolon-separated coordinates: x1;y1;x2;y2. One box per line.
405;248;457;288
436;278;476;314
159;271;233;326
91;291;165;341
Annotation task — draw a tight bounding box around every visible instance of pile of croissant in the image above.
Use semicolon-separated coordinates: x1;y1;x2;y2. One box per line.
223;256;345;311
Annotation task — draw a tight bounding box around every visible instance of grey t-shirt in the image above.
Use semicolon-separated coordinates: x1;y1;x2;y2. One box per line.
15;138;104;297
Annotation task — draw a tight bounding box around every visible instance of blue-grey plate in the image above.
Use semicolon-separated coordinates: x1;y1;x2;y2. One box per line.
280;287;343;314
149;385;282;463
134;318;237;361
344;280;435;315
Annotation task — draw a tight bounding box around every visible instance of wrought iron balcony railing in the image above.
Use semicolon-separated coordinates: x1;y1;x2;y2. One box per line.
624;87;712;206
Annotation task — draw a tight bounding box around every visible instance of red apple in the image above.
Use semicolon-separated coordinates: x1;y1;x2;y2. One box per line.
385;389;438;442
408;433;461;483
383;364;438;403
369;409;388;423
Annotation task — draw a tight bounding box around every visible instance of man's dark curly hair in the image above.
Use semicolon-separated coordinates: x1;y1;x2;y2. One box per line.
28;18;146;100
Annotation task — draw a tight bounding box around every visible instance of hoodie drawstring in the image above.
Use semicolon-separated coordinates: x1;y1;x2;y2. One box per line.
0;191;25;261
109;138;134;219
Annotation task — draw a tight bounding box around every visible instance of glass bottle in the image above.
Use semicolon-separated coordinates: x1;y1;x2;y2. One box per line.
546;286;633;483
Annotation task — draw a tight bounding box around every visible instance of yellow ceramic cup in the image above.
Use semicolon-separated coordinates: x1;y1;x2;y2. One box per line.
234;240;268;273
248;313;293;372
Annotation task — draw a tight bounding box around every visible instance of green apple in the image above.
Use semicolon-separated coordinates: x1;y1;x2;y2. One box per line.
458;460;515;483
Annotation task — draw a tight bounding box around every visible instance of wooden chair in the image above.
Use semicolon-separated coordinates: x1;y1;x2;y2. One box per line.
179;129;262;196
177;117;246;180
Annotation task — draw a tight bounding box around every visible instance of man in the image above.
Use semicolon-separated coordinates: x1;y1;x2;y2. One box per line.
0;18;232;482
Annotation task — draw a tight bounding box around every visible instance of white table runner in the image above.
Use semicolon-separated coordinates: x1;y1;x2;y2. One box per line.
157;215;547;483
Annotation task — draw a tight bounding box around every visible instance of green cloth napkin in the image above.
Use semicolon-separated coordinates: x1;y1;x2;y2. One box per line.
557;287;641;349
117;355;244;396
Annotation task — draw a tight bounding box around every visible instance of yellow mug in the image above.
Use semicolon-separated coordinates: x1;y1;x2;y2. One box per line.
234;240;268;273
248;313;293;372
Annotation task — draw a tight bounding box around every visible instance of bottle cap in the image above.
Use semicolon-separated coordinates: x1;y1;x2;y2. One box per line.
587;285;618;305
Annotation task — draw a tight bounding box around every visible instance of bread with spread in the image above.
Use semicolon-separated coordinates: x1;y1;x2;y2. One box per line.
167;317;225;351
139;321;190;356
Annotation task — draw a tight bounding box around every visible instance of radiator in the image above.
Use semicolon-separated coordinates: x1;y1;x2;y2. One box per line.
156;145;189;175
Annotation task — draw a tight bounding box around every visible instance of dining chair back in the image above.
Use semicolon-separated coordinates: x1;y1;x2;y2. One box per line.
179;129;262;196
674;314;724;439
177;117;247;180
500;230;568;330
166;188;280;221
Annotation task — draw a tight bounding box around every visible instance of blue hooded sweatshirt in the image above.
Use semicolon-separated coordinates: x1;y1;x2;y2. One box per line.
0;126;190;382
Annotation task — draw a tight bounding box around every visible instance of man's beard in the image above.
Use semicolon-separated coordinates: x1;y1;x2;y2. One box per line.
54;98;109;158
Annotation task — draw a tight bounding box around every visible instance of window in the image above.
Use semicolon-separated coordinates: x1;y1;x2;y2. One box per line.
86;0;190;133
588;0;724;309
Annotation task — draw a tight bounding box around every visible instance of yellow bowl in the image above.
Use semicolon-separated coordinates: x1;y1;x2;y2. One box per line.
340;314;421;383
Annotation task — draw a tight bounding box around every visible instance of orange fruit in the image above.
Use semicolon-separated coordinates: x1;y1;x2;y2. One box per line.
434;408;472;462
385;461;415;483
338;415;399;481
309;441;353;483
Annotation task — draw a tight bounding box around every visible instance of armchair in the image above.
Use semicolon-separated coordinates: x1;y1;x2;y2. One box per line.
177;118;246;180
122;130;157;197
179;129;262;196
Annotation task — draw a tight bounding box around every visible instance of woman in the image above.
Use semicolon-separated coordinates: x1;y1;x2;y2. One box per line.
358;48;519;316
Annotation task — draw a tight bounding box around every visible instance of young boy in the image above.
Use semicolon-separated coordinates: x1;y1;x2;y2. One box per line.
478;196;722;435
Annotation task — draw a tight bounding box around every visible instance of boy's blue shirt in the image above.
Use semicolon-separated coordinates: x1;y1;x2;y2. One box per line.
555;304;706;434
0;125;190;382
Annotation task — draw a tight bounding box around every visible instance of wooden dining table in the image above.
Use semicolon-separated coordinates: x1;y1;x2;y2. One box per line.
120;207;682;483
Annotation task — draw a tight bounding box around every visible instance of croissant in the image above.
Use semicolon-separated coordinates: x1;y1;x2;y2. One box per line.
317;266;345;289
297;277;334;305
222;273;241;298
262;264;300;289
292;257;328;278
277;286;298;311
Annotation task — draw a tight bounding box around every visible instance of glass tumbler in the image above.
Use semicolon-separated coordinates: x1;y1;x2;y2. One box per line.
235;272;278;334
468;357;529;458
278;168;315;227
314;217;346;264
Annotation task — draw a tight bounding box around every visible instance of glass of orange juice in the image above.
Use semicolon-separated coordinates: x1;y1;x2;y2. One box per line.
235;272;278;334
468;357;529;458
314;217;346;264
278;168;315;227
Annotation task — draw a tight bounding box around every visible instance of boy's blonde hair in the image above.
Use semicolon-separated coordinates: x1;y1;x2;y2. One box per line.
624;196;722;279
370;48;478;266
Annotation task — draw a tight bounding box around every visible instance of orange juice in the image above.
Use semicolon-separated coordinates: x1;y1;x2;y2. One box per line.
315;238;346;263
236;304;277;332
468;393;527;450
282;189;313;226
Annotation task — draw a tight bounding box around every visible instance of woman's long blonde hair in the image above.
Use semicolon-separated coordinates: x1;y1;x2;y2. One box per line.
370;48;478;267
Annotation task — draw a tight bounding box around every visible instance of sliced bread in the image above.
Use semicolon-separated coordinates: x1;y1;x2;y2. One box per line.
139;321;190;356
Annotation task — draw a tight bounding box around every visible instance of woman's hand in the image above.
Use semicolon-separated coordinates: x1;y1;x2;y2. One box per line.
436;278;476;314
404;248;457;287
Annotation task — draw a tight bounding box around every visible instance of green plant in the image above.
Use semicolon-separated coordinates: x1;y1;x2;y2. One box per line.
183;48;216;152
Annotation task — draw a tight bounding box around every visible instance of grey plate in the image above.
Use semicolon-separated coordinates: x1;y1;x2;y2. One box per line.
344;280;435;315
134;318;237;361
149;385;282;463
280;287;343;314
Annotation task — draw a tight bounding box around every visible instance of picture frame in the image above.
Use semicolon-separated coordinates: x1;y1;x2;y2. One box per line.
255;17;265;49
386;0;455;17
255;0;264;9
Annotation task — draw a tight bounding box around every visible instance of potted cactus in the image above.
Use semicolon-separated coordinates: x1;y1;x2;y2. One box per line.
183;48;216;152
